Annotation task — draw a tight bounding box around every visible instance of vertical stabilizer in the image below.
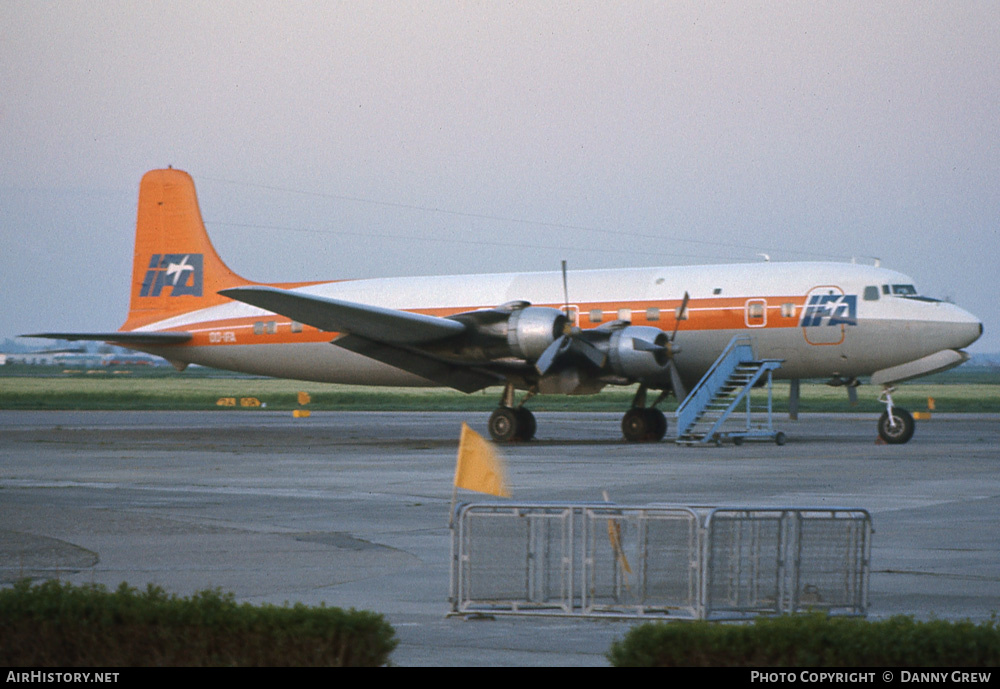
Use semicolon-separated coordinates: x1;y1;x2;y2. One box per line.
122;169;251;329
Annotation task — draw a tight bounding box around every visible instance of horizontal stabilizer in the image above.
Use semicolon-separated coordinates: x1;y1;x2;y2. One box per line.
23;332;192;345
219;286;466;344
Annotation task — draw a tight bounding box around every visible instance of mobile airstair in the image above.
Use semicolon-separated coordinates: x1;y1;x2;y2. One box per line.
675;336;784;446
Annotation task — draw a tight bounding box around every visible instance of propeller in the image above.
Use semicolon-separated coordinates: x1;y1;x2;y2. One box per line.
534;261;607;375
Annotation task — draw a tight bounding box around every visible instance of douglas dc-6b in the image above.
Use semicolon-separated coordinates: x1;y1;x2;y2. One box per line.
28;169;983;444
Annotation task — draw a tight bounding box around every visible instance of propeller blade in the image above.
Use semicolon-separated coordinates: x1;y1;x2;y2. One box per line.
534;335;571;375
568;336;608;368
631;337;667;354
668;360;688;402
671;291;690;342
561;260;570;317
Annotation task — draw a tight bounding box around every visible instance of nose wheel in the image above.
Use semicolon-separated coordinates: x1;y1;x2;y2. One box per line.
878;408;915;444
877;386;915;444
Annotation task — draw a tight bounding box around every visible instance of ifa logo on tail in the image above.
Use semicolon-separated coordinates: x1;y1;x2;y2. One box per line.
800;294;857;327
140;254;203;297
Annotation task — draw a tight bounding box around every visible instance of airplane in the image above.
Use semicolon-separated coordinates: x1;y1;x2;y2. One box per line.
26;168;983;444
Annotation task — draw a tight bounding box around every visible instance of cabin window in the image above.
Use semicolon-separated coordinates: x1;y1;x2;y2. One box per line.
589;309;603;323
265;321;277;335
675;303;689;320
781;302;796;318
646;307;660;322
617;308;631;322
253;322;264;335
863;286;880;301
747;303;765;319
290;321;303;333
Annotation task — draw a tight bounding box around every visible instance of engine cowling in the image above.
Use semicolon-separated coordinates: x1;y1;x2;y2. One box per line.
607;326;671;383
506;307;568;361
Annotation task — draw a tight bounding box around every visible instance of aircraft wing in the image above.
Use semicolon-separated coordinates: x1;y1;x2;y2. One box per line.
221;286;505;391
23;332;192;344
219;286;466;344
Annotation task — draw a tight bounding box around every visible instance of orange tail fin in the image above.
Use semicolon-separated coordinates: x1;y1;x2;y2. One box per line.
122;169;252;330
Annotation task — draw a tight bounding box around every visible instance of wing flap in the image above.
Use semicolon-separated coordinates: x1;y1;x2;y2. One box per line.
220;286;466;344
334;334;501;393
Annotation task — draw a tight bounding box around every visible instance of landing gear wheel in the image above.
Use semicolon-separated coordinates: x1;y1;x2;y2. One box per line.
488;407;535;442
488;407;519;443
621;408;667;442
774;432;786;446
878;408;915;444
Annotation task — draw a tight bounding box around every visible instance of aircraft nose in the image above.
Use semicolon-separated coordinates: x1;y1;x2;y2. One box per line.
953;310;983;349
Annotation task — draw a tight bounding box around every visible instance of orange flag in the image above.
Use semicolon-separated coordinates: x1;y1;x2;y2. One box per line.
454;423;511;497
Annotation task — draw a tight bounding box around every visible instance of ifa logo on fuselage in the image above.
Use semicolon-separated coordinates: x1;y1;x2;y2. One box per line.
140;254;203;297
800;294;858;327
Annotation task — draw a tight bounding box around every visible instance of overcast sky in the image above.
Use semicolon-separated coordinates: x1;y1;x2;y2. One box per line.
2;2;998;352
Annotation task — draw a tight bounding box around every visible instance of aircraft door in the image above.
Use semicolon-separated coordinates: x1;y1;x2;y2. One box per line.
801;285;853;345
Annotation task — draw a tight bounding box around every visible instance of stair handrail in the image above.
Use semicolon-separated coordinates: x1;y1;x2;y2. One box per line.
675;335;755;436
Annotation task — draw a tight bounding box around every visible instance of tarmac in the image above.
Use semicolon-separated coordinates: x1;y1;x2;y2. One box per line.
1;410;998;666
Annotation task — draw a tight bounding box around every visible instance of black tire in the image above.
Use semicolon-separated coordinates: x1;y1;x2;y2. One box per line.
774;431;786;446
646;408;667;441
622;408;666;442
488;407;519;443
878;408;915;444
515;407;536;441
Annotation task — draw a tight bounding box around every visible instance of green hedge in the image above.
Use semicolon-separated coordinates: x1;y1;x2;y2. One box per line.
0;580;397;667
608;614;1000;667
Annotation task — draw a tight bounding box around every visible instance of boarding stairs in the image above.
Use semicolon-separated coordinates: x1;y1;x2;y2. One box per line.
675;336;784;446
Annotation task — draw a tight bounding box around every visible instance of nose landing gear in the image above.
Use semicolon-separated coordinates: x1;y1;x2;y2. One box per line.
877;386;915;444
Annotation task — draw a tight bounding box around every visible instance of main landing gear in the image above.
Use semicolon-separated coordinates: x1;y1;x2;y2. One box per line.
621;384;668;443
486;382;671;443
877;386;915;444
488;406;536;443
488;383;537;442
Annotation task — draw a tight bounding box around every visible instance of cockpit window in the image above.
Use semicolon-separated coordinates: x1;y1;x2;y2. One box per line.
881;283;942;302
863;286;880;301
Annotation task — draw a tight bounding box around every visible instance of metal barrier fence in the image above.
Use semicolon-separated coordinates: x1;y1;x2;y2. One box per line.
450;502;871;620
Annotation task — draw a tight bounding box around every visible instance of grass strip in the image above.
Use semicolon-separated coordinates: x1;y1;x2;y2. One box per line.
2;371;999;412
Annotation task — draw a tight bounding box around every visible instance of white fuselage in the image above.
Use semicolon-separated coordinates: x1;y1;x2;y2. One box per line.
135;261;982;389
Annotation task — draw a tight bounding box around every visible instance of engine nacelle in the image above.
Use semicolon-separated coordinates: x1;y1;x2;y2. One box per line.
607;326;671;382
506;307;568;361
